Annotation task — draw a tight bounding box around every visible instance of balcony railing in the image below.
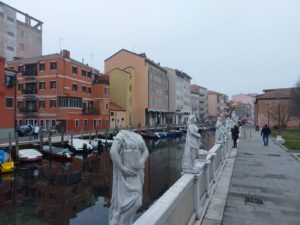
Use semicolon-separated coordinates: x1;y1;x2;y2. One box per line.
19;107;38;114
22;89;37;95
82;107;100;115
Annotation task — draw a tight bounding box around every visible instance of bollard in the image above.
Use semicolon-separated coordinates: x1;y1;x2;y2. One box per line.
15;132;19;162
81;127;83;139
89;133;92;144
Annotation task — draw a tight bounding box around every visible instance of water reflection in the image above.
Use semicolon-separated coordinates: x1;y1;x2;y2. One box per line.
0;131;215;225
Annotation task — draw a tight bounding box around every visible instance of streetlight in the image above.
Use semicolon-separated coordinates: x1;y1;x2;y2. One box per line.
267;103;270;127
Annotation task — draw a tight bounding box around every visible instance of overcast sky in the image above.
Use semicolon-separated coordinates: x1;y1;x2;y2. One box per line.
8;0;300;98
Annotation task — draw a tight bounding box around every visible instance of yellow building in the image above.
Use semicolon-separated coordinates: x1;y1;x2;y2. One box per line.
105;49;169;127
106;68;135;128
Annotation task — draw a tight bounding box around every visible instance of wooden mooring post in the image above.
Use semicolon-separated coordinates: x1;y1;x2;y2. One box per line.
61;127;64;144
15;132;19;162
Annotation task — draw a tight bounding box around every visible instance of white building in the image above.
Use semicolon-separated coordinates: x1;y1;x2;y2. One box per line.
165;68;192;125
191;84;208;121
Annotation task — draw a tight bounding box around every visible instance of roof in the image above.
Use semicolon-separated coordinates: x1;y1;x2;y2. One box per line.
256;87;298;100
110;103;125;111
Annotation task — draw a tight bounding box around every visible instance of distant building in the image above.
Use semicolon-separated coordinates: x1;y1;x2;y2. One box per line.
190;88;200;120
106;67;134;128
231;93;257;122
0;1;42;60
8;50;109;133
0;57;16;139
255;88;300;128
191;84;208;121
207;90;229;118
109;102;126;129
165;68;191;125
105;49;169;127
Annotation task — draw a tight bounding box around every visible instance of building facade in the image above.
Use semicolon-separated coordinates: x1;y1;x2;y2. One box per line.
231;93;257;122
0;1;42;61
8;50;109;133
0;57;16;139
106;67;134;128
109;102;126;129
190;90;200;120
191;84;208;121
255;88;300;128
207;90;229;118
105;49;169;127
165;68;191;125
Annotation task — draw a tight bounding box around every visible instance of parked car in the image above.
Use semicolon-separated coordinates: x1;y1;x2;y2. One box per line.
16;124;34;136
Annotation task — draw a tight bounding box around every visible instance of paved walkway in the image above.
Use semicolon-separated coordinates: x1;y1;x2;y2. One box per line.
222;128;300;225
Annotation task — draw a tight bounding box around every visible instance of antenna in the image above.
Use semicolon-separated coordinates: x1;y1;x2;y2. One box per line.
59;37;63;52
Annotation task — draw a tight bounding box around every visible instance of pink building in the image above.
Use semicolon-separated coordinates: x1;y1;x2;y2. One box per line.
207;90;229;118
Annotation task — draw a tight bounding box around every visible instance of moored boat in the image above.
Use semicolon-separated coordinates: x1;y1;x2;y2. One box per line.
41;145;73;161
18;149;43;163
68;139;93;153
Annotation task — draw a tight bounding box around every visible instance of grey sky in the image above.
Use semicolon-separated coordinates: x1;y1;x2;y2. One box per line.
8;0;300;98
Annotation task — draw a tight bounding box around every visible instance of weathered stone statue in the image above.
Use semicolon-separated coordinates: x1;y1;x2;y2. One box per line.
215;117;226;143
231;111;238;125
225;117;233;132
109;130;149;225
182;115;202;173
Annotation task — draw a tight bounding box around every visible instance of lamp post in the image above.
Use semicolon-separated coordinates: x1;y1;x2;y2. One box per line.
267;103;270;127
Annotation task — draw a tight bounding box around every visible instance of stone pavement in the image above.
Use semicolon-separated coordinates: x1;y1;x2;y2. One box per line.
221;128;300;225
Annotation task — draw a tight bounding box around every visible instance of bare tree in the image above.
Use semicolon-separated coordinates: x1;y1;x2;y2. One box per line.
269;101;291;129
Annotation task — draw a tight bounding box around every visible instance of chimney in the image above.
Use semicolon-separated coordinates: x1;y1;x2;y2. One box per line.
61;50;70;59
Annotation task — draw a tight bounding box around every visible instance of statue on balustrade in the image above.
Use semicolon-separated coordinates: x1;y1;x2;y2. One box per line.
215;117;226;143
109;130;149;225
182;115;202;173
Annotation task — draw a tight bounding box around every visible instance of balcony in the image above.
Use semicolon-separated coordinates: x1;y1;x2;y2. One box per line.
22;64;38;77
19;106;38;114
22;88;37;95
82;107;100;115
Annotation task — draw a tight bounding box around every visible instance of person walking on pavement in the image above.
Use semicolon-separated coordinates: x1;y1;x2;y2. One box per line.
34;125;40;139
261;124;271;146
231;125;239;148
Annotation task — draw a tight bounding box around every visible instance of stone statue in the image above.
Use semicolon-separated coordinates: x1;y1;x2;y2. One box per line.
215;117;225;143
225;117;233;132
109;130;149;225
231;111;238;125
182;115;202;173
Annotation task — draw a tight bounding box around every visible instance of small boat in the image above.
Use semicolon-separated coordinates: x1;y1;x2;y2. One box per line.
68;139;93;153
155;132;167;139
18;149;43;163
0;149;14;173
139;131;159;140
41;145;73;161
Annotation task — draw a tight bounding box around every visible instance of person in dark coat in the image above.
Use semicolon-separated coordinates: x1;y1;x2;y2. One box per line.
261;124;271;146
231;125;239;148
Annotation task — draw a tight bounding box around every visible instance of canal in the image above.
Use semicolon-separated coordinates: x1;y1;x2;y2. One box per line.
0;131;215;225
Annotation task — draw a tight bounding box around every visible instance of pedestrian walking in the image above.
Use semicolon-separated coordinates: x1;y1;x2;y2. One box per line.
34;125;40;139
261;124;271;146
231;125;239;148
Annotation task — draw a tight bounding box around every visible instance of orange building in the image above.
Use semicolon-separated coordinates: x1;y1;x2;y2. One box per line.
255;88;300;128
8;50;109;133
105;49;169;127
0;57;16;140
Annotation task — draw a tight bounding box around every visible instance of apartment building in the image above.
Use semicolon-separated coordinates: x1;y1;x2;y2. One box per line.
190;89;200;120
165;68;191;124
191;84;208;121
0;1;42;60
231;93;257;122
207;90;229;118
105;49;169;127
8;50;109;133
0;57;16;139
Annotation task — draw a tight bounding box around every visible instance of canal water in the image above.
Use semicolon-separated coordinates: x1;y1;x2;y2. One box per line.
0;131;215;225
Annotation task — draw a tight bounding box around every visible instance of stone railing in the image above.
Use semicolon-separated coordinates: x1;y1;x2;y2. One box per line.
134;135;231;225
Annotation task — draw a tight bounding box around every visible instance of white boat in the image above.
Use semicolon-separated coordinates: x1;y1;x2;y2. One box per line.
68;139;93;152
18;149;43;163
94;138;114;146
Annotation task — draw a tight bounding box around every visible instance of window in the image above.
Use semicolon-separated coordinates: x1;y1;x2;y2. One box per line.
18;65;23;73
20;43;25;51
7;31;14;37
18;84;23;91
50;81;56;88
105;103;109;111
7;16;14;23
18;101;23;109
6;98;13;108
39;82;45;89
6;46;14;52
39;100;45;108
129;85;131;91
82;86;86;93
51;120;56;127
72;84;77;91
75;120;79;128
72;66;78;74
58;97;82;108
19;30;25;37
110;112;114;116
39;63;45;71
40;120;44;127
50;62;57;70
81;69;86;76
87;87;91;94
84;120;88;128
50;100;56;108
104;87;109;95
87;70;92;78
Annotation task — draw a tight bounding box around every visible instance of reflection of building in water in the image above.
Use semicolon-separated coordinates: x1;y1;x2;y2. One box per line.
0;154;112;225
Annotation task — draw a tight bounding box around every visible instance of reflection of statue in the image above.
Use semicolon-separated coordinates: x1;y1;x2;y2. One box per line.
109;130;149;225
182;115;202;173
